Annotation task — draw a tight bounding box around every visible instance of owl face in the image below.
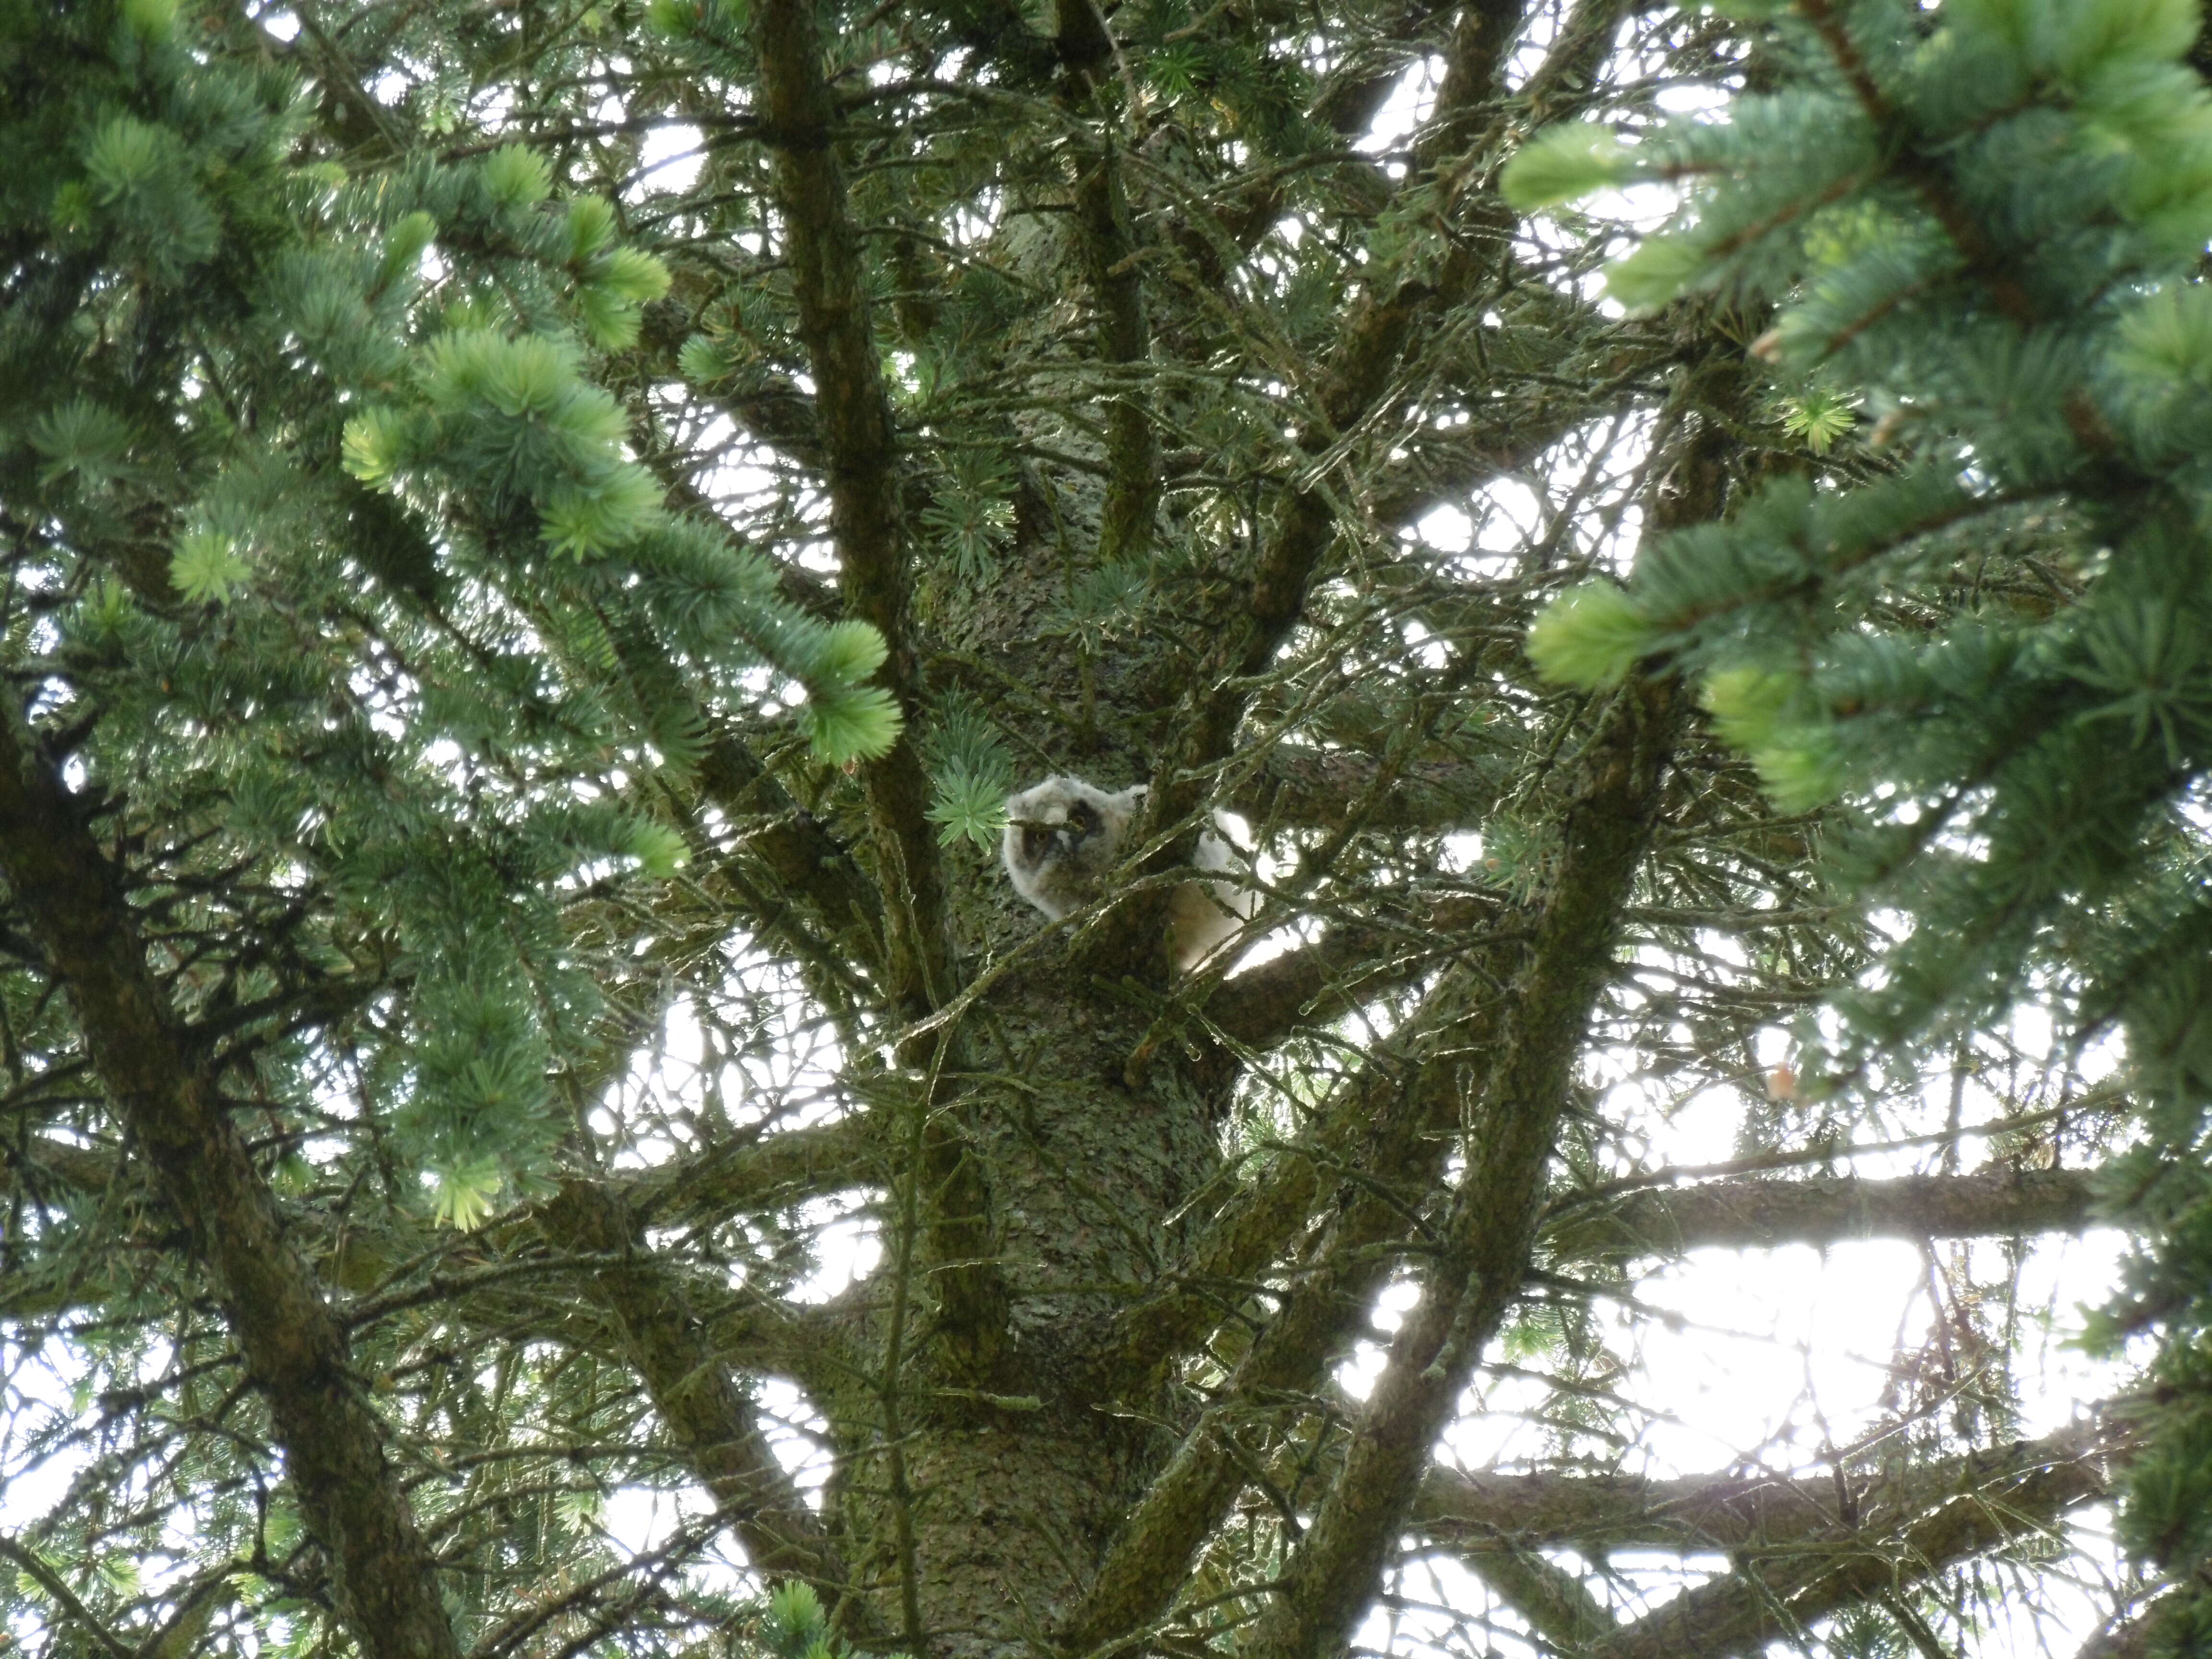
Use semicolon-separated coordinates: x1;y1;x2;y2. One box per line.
1001;777;1141;921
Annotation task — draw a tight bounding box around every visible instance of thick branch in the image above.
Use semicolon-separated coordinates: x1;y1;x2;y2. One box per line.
1413;1421;2117;1556
1070;132;1159;566
752;0;1006;1386
539;1181;877;1632
1467;1549;1614;1651
750;0;952;1022
2074;1594;2187;1659
1244;672;1677;1659
1065;974;1508;1652
626;1115;879;1226
1585;1423;2114;1659
1073;651;1673;1654
1546;1167;2101;1262
0;718;460;1659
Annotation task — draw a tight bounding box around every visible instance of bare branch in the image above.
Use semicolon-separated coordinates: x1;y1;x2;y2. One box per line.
1546;1167;2102;1262
1583;1421;2116;1659
1413;1421;2117;1556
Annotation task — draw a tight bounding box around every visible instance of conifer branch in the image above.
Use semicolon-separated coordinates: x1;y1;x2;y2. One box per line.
1794;0;2040;332
1415;1420;2117;1555
1224;749;1508;834
1578;1420;2115;1659
538;1180;880;1635
1463;1545;1616;1650
0;718;463;1659
625;1115;879;1223
696;729;886;968
751;0;955;1023
1238;674;1678;1659
1130;0;1536;952
752;0;1010;1386
1199;895;1508;1053
2073;1595;2186;1659
1071;136;1160;569
0;1533;135;1659
1549;1166;2100;1260
1115;942;1511;1382
1065;973;1511;1649
1236;378;1732;1659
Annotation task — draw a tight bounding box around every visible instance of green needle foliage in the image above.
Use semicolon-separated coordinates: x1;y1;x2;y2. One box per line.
1;0;897;1213
0;0;2188;1654
1515;0;2212;1636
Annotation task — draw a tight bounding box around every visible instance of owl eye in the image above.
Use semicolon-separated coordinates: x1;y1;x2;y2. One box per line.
1067;805;1095;833
1022;827;1052;862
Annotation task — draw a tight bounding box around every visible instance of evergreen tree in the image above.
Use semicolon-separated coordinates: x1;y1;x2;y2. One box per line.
0;0;2183;1656
1519;2;2212;1645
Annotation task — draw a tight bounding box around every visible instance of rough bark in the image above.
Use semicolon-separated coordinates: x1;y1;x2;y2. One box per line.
1583;1424;2116;1659
1413;1421;2117;1554
1546;1167;2103;1261
751;0;955;1023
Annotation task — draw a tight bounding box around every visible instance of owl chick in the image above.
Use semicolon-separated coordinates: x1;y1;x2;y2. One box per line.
1001;776;1256;971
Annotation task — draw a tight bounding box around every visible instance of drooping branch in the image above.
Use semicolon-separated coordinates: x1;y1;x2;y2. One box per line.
0;715;462;1659
0;1531;134;1659
1465;1546;1615;1652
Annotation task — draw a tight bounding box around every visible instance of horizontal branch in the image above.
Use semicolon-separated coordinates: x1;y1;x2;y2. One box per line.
0;1125;855;1372
1545;1167;2102;1262
625;1115;879;1226
1583;1420;2117;1659
1224;746;1505;835
1413;1419;2116;1557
